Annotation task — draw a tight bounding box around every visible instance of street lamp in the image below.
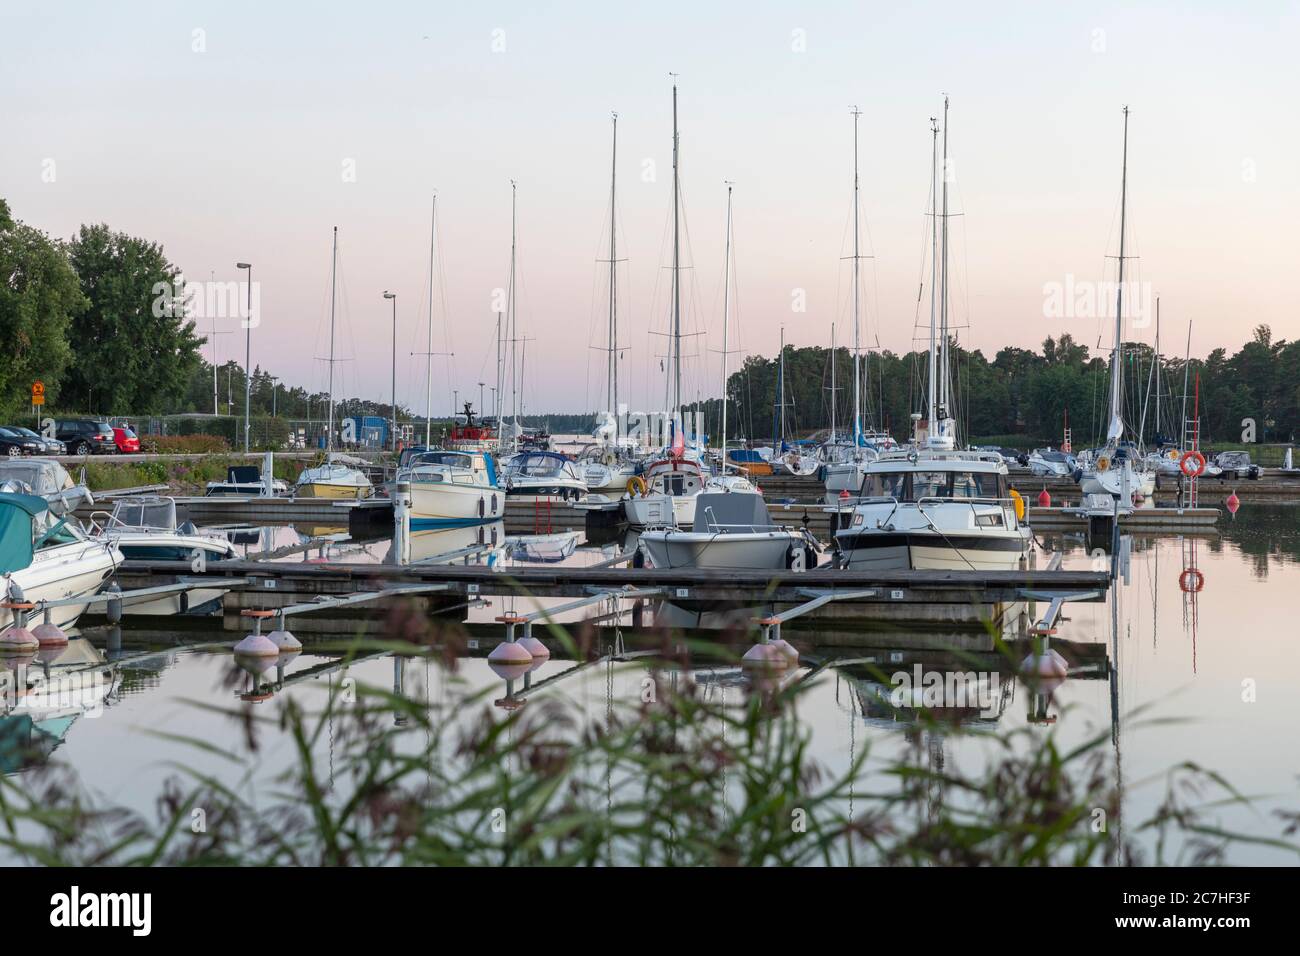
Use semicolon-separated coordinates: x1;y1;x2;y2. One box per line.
478;381;485;417
383;291;397;451
236;262;252;452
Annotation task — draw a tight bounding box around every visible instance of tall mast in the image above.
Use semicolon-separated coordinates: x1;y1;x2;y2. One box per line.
720;181;734;472
1154;297;1161;439
829;321;837;442
850;106;862;445
1108;106;1131;443
327;225;338;452
425;195;437;446
494;311;503;450
607;112;620;417
927;115;939;444
671;79;682;427
508;180;519;452
939;96;951;430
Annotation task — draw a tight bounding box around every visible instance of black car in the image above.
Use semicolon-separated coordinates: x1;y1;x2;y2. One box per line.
8;425;64;455
54;419;118;455
0;426;46;457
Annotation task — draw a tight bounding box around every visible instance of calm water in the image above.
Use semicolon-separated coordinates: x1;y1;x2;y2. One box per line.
6;503;1299;864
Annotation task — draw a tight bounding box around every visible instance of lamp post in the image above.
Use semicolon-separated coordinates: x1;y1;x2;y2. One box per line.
384;291;397;451
236;262;252;452
478;381;485;417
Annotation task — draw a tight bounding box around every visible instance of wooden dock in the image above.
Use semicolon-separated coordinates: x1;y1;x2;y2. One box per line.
112;557;1110;632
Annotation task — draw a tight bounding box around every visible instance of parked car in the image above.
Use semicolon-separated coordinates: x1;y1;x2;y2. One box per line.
55;419;118;455
0;426;46;458
112;425;141;453
1212;451;1261;481
3;425;63;455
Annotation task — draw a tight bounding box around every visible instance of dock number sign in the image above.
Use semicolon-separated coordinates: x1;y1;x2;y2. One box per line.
31;381;45;406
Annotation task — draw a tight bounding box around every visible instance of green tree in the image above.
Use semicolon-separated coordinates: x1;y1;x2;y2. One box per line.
0;198;87;417
63;223;203;414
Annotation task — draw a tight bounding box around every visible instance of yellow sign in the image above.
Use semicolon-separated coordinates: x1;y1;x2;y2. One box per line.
31;381;45;406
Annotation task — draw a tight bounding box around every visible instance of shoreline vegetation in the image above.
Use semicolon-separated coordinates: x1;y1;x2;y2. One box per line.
1;621;1297;866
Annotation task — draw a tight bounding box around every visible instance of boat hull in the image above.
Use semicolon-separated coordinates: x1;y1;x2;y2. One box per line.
624;493;697;528
639;531;800;570
2;542;120;632
836;530;1029;572
409;480;501;529
296;482;369;500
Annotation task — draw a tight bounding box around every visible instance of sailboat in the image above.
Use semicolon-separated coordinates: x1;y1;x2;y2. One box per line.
834;100;1031;571
1077;108;1156;504
582;113;642;496
638;183;808;569
772;329;818;476
296;227;374;500
822;107;890;502
624;81;729;528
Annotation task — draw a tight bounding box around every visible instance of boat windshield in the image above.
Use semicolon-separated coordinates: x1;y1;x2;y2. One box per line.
411;452;473;470
862;471;1004;501
514;454;564;477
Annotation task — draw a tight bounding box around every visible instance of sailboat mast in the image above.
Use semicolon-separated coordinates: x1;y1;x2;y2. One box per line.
425;195;437;447
850;106;862;444
509;181;519;452
671;80;682;426
1109;106;1131;441
830;322;837;442
327;225;338;452
1154;297;1161;439
927;116;939;442
939;96;951;425
720;181;733;472
608;112;619;416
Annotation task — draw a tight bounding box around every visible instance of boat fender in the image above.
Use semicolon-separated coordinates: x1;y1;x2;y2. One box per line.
1096;456;1111;472
1009;488;1025;521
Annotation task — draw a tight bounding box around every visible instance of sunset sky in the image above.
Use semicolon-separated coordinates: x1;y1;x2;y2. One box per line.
4;1;1297;415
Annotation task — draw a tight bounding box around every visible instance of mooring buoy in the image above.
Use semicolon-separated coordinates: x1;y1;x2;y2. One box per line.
233;632;280;657
32;621;69;647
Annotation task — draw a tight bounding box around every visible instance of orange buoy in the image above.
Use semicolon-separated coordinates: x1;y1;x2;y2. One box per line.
1225;490;1240;515
1037;487;1051;508
1179;568;1205;593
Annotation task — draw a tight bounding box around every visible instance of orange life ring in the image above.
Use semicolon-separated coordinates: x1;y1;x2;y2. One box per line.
626;475;647;497
1179;568;1205;593
1179;450;1206;478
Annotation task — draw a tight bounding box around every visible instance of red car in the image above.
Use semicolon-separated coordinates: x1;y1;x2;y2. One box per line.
112;425;140;453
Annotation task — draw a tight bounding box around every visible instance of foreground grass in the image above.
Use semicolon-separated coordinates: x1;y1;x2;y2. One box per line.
1;619;1296;867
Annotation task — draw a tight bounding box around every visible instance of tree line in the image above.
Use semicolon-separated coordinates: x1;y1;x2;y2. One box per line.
681;326;1295;449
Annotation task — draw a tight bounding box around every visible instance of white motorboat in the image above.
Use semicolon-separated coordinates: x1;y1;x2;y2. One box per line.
295;456;373;499
398;449;501;528
205;464;289;497
834;451;1031;571
834;101;1030;573
1;492;121;633
1028;449;1076;478
623;455;708;528
88;497;236;615
639;491;818;571
577;443;641;495
503;451;586;503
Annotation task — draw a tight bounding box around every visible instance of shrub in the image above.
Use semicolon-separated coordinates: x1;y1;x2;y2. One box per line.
138;433;229;454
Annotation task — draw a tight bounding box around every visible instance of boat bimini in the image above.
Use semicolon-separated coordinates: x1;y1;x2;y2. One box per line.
399;449;501;528
639;491;819;571
503;451;587;503
834;450;1031;572
1;492;121;633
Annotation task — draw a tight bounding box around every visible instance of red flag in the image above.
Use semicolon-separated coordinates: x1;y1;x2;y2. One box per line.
671;420;685;458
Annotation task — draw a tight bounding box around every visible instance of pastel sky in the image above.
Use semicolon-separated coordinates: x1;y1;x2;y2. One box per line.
3;1;1296;415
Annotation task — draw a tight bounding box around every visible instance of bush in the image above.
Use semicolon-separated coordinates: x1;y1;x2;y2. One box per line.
138;433;229;454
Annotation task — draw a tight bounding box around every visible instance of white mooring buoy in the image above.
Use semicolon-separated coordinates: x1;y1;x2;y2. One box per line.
233;632;280;657
32;621;69;647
